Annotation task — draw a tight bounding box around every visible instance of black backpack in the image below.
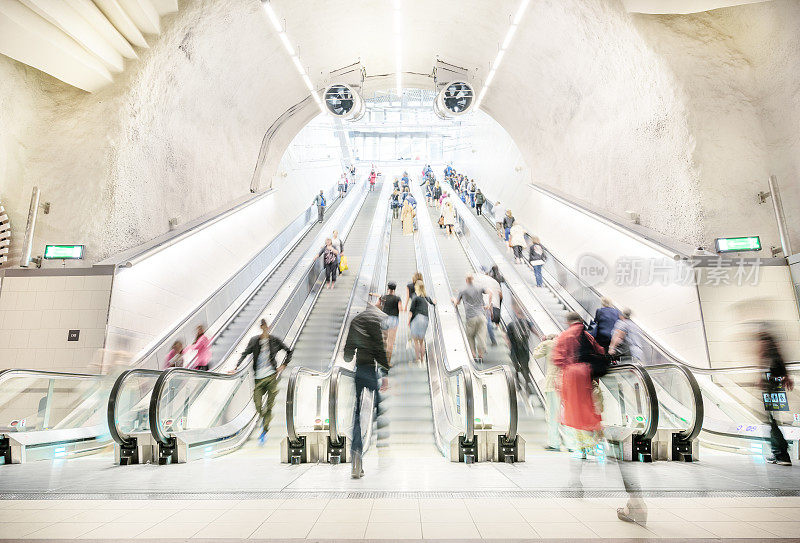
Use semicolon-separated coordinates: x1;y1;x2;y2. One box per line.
578;329;611;379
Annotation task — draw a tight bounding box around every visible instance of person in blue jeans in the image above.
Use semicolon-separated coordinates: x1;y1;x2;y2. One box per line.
344;305;391;478
502;210;515;245
528;237;546;287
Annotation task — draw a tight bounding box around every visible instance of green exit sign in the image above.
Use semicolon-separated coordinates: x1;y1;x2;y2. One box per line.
44;245;84;260
715;236;761;253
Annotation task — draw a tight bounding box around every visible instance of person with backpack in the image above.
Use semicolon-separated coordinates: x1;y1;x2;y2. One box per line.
468;180;477;208
319;238;340;289
528;236;547;287
552;312;605;457
235;319;293;444
314;190;326;223
390;189;401;220
475;189;485;215
608;308;643;362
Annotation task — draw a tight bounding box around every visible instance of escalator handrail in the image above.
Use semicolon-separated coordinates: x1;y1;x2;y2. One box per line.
646;362;704;442
0;368;101;381
149;364;254;446
687;361;800;375
107;368;163;447
605;362;660;441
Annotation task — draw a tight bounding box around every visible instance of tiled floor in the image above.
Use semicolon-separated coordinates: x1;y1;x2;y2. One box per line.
2;495;800;540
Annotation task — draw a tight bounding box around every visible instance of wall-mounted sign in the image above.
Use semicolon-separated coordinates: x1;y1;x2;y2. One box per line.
715;236;761;253
44;244;84;260
67;330;80;342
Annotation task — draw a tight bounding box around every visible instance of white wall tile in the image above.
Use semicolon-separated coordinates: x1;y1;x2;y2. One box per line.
83;275;112;291
89;290;110;311
58;310;80;329
33;291;54;310
40;311;61;329
64;276;85;290
51;291;74;310
2;311;19;330
9;330;30;349
43;276;67;292
71;291;94;310
27;329;50;348
16;293;36;311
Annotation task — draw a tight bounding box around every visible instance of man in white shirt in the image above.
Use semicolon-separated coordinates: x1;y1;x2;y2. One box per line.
474;270;502;347
493;201;506;239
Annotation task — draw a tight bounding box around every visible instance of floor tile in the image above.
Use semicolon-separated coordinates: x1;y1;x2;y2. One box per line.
463;498;511;510
517;507;578;522
468;506;525;523
476;522;538;539
369;508;420;523
192;521;261;539
0;522;53;539
421;522;480;539
216;508;273;523
135;522;207;539
532;522;597;539
67;509;128;523
249;521;311;539
234;499;285;510
16;509;83;523
643;520;719;539
166;508;225;524
364;522;422;539
265;508;321;523
324;498;373;509
0;500;54;510
125;508;176;523
418;498;466;510
306;522;366;539
584;520;657;538
694;520;774;538
189;500;239;510
371;498;419;510
420;508;473;523
22;522;104;539
746;497;800;508
669;507;737;522
751;520;800;538
77;522;155;539
720;506;796;521
278;498;328;509
317;508;371;523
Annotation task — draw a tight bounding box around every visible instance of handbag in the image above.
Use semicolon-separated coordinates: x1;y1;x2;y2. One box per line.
339;255;348;272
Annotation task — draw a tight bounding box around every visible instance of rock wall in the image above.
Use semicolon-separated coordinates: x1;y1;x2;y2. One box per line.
0;1;315;266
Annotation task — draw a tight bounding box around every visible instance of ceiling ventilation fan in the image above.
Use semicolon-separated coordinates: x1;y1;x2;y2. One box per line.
434;80;475;118
323;83;365;121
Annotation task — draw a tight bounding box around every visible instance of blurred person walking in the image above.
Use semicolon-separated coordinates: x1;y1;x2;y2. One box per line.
409;281;436;365
528;237;546;287
608;308;643;362
534;333;564;451
405;271;423;311
442;200;456;236
506;303;535;391
344;304;391;478
509;223;527;263
502;210;515;245
319;238;340;289
474;269;502;347
757;328;794;466
401;200;415;236
590;298;620;353
453;274;491;363
235;319;293;444
188;325;211;371
493;201;506;239
377;282;402;362
314;190;326;223
165;341;184;368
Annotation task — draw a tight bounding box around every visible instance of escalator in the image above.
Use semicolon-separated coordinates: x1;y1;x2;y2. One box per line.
458;195;706;460
145;183;382;464
444;185;668;462
107;186;353;464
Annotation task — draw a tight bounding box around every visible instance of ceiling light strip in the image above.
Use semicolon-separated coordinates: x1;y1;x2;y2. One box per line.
475;0;530;109
261;0;325;113
394;0;403;97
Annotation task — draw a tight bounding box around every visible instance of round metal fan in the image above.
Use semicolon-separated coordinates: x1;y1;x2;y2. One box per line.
323;84;364;120
434;81;475;117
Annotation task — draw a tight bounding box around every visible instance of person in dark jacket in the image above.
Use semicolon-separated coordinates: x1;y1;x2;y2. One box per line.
344;304;391;478
591;298;620;352
235;319;293;444
758;328;794;465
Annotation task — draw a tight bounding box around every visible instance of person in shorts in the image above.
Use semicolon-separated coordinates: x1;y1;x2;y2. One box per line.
377;282;402;362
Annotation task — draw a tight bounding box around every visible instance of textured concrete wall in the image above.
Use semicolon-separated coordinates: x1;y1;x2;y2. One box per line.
0;1;313;266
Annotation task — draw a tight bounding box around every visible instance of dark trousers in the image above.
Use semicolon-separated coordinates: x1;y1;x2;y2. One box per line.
351;365;380;456
513;245;523;260
595;334;612;353
769;412;790;461
476;203;483;215
324;262;338;282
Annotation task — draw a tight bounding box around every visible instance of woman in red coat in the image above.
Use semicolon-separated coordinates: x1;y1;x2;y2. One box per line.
552;313;604;456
